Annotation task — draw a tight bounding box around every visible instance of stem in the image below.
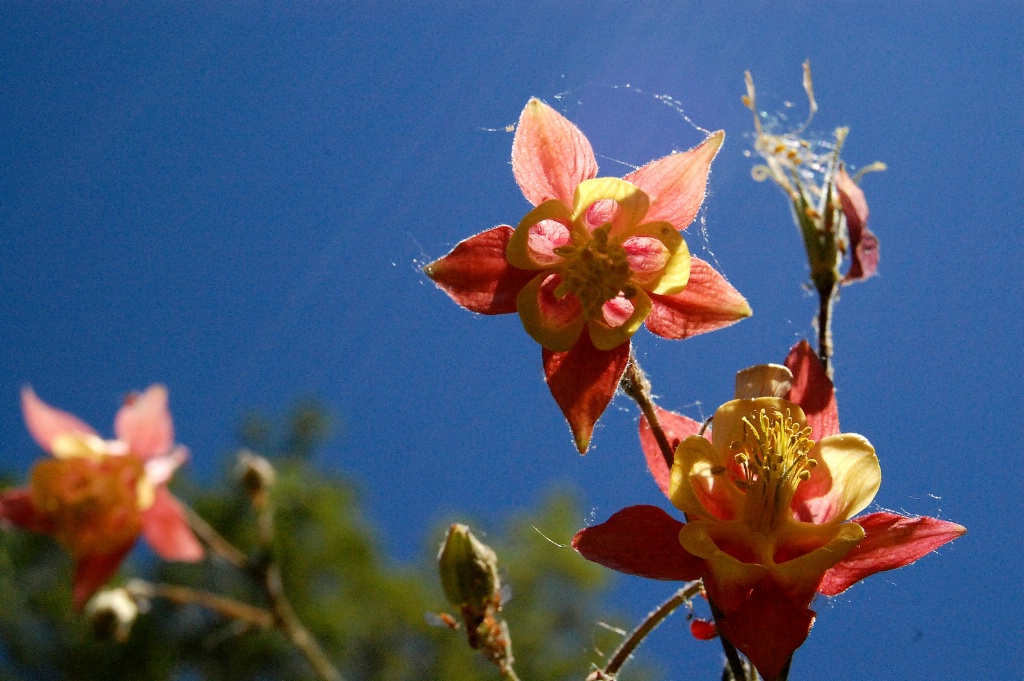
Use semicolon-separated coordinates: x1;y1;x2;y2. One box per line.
183;504;249;569
127;580;274;628
264;562;344;681
708;598;750;681
602;581;703;678
253;482;345;681
182;492;344;681
815;280;837;378
620;355;675;471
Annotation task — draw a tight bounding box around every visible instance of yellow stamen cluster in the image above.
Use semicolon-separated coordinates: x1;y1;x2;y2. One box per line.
552;227;634;320
729;408;815;531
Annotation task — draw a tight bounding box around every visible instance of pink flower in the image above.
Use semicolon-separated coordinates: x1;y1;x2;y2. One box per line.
0;385;203;608
426;99;750;452
573;341;965;680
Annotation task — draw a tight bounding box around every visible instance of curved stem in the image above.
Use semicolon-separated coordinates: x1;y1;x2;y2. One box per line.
619;355;675;471
708;598;750;681
127;580;274;628
183;504;248;569
602;581;703;678
253;484;345;681
182;494;344;681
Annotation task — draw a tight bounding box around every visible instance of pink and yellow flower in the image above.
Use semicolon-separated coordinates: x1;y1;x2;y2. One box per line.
425;99;751;452
573;341;965;680
0;385;203;608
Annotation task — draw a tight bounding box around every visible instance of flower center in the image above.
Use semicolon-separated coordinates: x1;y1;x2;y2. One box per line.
728;408;815;532
551;226;634;320
30;455;147;558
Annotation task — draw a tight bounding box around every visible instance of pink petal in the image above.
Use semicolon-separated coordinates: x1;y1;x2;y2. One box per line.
142;487;204;562
21;386;98;453
526;220;571;266
835;165;880;283
622;235;670;284
424;226;536;315
114;385;174;459
784;340;839;440
572;505;702;581
0;488;54;533
644;258;751;339
512;98;598;206
817;512;966;596
542;328;630;453
72;542;135;610
639;406;703;498
624;131;724;230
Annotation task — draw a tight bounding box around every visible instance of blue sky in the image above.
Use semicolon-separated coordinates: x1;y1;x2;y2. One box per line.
2;3;1021;679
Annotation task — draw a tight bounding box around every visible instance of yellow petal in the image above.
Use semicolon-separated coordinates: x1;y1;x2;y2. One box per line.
516;273;585;352
710;397;807;456
670;435;746;520
810;434;880;521
507;200;574;270
572;177;649;232
772;521;865;595
679;521;768;610
616;221;691;295
586;288;652;351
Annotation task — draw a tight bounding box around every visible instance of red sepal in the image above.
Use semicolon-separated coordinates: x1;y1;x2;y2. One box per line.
72;542;135;610
710;581;815;681
142;487;204;562
424;226;535;315
572;505;702;581
0;488;54;533
645;258;750;340
835;166;879;283
542;328;630;453
638;406;703;498
784;340;839;440
818;512;967;596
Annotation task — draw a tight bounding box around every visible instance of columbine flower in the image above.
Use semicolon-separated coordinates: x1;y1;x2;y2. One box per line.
425;98;751;452
573;341;965;680
0;385;203;608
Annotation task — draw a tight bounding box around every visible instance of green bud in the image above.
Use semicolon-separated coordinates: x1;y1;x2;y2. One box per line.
438;523;500;613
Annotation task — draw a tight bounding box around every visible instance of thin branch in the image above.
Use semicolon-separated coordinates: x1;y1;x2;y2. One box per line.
815;280;837;378
253;478;345;681
127;580;274;628
709;598;750;681
183;503;249;569
602;581;703;678
264;563;344;681
619;354;675;471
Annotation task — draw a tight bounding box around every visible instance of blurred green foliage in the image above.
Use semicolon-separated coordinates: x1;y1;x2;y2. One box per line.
0;407;653;681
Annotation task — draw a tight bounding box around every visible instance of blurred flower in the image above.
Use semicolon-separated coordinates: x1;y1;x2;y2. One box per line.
573;341;965;680
0;385;203;608
426;98;750;452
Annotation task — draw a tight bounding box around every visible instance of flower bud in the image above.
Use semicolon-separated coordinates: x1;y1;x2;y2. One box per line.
235;450;276;507
438;523;500;614
85;587;139;643
735;363;793;400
